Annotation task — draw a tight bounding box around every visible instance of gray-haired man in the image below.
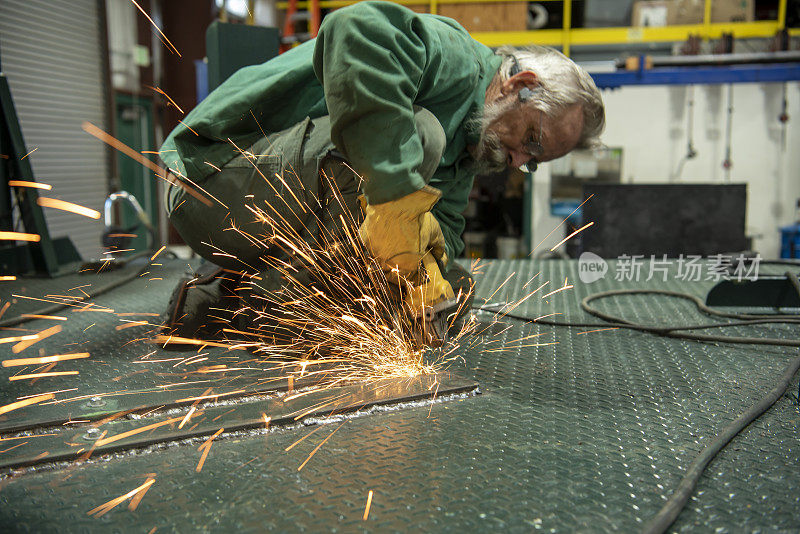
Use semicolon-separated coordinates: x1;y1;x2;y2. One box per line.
161;1;605;336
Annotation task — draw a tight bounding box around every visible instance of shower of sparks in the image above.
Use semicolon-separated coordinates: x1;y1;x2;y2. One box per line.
0;114;596;522
37;197;101;219
8;180;52;190
0;231;40;242
363;490;374;520
87;476;156;517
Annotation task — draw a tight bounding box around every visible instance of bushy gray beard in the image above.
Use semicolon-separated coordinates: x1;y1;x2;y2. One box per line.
469;98;516;175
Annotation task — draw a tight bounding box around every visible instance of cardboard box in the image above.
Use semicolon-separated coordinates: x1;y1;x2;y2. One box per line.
711;0;754;23
632;1;671;26
439;2;529;32
633;0;754;27
632;0;702;26
671;0;704;25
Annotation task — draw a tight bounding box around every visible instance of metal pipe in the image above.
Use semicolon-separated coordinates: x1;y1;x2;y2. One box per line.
615;50;800;69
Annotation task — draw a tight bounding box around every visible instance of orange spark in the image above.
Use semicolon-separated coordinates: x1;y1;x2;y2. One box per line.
174;390;245;403
115;321;149;331
95;416;189;447
0;276;16;281
87;477;156;517
534;194;594;254
577;327;620;335
550;222;595;252
9;371;79;381
178;406;196;429
177;120;199;136
146;86;184;114
81;122;211;207
77;430;108;462
297;422;346;471
37;197;101;219
12;325;62;353
8;180;51;190
130;0;180;56
363;490;374;521
20;147;38;160
150;245;166;261
127;476;155;511
20;314;67;321
0;393;54;416
0;441;29;454
3;352;89;367
540;282;574;300
0;231;40;242
0;335;37;345
152;335;230;348
284;425;325;452
196;428;224;472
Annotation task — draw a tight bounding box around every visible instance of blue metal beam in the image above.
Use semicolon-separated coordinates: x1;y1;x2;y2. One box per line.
590;63;800;89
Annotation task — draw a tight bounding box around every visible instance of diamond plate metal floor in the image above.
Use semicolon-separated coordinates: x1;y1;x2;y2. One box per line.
1;259;798;532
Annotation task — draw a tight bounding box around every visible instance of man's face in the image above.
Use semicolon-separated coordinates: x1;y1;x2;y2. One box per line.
473;93;585;174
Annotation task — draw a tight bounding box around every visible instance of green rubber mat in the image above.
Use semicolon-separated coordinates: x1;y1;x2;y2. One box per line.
1;259;798;532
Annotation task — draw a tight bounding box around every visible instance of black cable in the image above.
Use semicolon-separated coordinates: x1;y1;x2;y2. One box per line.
473;285;800;533
475;285;800;347
641;352;800;534
0;251;154;328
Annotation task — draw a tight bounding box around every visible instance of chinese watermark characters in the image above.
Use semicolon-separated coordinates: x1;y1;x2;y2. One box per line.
578;253;761;284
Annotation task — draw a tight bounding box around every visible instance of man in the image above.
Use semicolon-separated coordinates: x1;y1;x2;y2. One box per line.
161;1;604;336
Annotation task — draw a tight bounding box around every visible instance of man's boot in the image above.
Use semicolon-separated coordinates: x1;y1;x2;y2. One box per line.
163;262;244;339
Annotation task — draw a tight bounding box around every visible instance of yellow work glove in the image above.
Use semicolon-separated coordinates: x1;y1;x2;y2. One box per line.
359;186;448;280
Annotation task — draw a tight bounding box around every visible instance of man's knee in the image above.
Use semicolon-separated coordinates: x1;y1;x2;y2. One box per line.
413;106;445;183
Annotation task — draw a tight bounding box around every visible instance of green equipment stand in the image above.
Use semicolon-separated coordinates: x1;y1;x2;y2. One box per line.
0;56;81;277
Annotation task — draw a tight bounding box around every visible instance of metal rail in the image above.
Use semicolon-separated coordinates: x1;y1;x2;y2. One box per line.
273;0;795;56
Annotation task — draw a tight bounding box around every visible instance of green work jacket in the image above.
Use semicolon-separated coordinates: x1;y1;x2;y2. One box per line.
160;1;502;260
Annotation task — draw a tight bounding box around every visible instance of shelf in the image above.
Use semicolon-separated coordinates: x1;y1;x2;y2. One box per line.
591;62;800;88
275;0;793;56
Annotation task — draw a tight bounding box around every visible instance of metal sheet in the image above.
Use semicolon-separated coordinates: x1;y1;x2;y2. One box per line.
1;259;798;532
0;372;477;470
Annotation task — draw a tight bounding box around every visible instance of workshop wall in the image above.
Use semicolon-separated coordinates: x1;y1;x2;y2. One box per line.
596;82;799;258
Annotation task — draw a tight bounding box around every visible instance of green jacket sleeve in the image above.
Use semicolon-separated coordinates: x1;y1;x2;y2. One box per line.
312;2;430;204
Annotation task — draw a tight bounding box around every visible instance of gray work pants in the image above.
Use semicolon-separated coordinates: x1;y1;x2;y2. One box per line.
166;108;446;274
